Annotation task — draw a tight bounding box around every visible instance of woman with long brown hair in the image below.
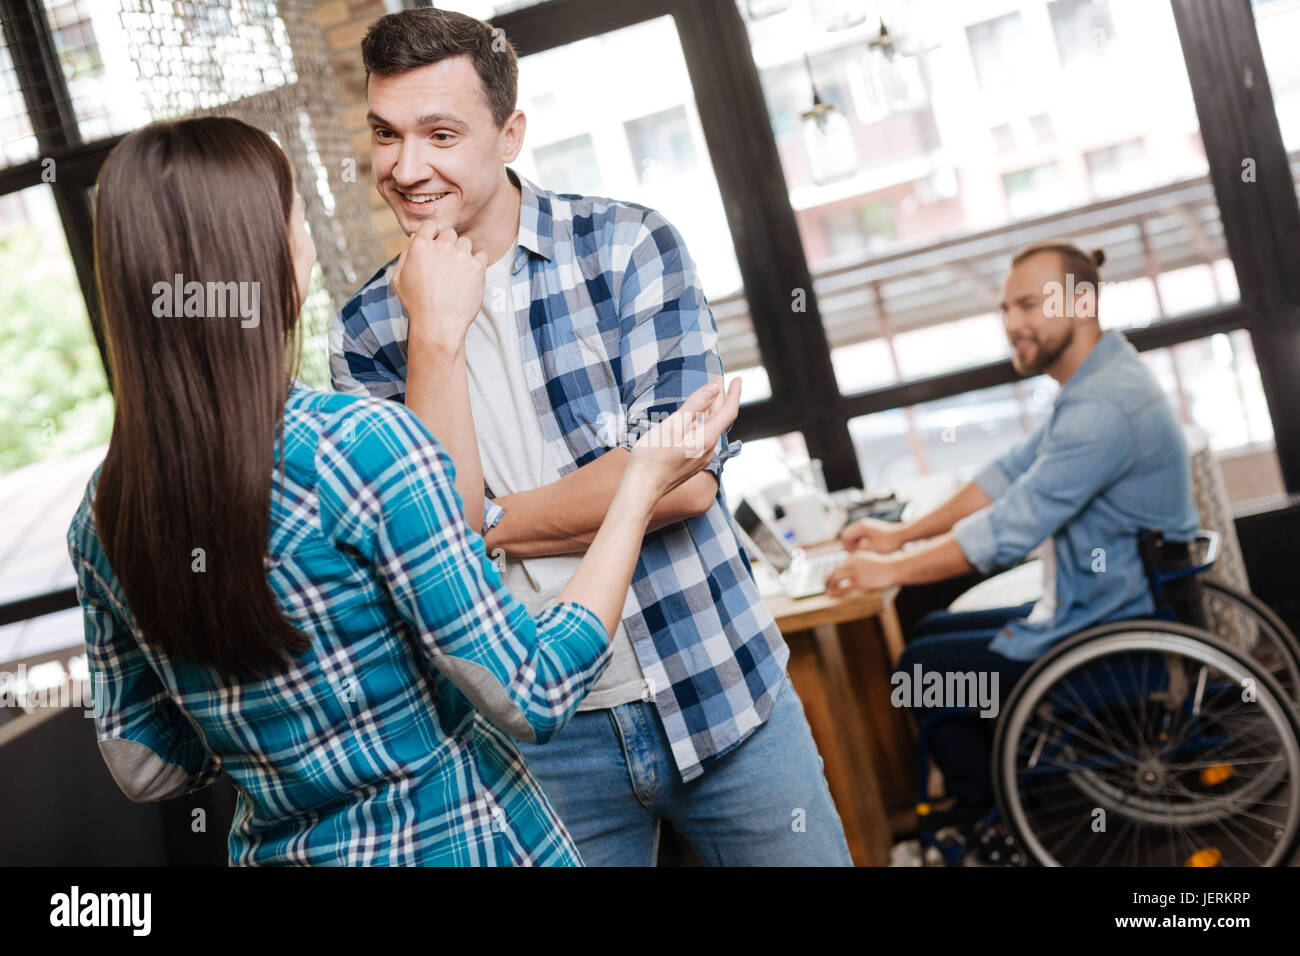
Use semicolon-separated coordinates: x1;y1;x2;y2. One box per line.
67;116;740;865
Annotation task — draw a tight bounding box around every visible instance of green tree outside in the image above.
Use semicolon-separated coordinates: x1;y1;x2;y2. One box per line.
0;227;113;474
0;222;334;476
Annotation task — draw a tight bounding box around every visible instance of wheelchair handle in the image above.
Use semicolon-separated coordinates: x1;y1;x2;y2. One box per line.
1196;529;1221;572
1146;528;1221;591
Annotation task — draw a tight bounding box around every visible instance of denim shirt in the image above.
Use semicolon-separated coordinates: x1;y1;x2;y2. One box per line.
952;331;1199;660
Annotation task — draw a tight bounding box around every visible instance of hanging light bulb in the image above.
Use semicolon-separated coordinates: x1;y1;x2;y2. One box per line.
867;17;895;60
799;52;858;185
870;2;939;61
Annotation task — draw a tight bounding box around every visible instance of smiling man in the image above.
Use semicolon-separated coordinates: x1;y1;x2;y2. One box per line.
328;8;850;866
826;241;1199;824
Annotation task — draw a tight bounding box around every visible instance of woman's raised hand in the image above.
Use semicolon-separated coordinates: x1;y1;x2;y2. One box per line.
631;376;742;498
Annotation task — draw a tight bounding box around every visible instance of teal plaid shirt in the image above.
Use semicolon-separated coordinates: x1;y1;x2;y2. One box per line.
67;383;610;865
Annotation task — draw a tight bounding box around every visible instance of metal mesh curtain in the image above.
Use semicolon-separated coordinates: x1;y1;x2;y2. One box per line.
117;0;381;385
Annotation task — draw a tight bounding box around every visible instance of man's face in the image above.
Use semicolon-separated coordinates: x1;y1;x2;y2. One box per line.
366;56;524;237
999;252;1080;376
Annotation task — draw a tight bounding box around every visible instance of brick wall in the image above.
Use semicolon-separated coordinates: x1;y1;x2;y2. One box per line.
314;0;408;263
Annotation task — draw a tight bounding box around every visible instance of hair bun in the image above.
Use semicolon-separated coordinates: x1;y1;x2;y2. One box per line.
1091;248;1106;268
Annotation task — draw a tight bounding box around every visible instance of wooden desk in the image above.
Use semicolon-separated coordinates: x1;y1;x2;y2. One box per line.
767;587;915;867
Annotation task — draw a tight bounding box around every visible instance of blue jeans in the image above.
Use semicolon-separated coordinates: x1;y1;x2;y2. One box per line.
514;673;853;866
900;603;1038;808
914;602;1037;638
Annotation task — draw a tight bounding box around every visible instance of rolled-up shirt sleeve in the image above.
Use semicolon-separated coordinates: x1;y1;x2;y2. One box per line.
482;498;505;533
316;400;611;745
973;421;1049;500
615;209;740;484
953;398;1134;575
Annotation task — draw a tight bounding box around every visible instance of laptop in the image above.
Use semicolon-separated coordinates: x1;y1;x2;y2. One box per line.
733;498;848;599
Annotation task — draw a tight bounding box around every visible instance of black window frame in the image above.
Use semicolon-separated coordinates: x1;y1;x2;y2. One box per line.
4;0;1300;494
483;0;1300;493
1;0;120;388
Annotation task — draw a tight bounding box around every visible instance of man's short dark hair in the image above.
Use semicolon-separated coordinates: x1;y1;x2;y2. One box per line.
361;8;518;127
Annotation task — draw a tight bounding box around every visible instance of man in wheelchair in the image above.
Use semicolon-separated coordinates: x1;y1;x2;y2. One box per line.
824;240;1200;833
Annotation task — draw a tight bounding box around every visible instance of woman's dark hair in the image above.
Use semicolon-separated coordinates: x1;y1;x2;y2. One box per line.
92;116;311;678
361;7;518;127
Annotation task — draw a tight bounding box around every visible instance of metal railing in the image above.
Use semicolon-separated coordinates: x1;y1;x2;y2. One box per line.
712;162;1252;372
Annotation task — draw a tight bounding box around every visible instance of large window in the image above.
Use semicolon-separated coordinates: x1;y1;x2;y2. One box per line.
0;184;110;474
967;12;1027;93
5;0;1300;647
0;0;344;478
532;133;602;194
451;0;1300;506
382;1;1295;510
1253;0;1300;213
1048;0;1116;68
0;0;370;673
1255;0;1300;151
734;0;1284;504
843;329;1278;497
744;0;1226;339
0;27;37;165
503;13;771;402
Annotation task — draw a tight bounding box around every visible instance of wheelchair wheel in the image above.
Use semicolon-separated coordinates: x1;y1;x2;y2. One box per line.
993;622;1300;867
1200;580;1300;707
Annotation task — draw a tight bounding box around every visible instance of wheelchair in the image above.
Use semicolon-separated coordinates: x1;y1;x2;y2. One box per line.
913;529;1300;867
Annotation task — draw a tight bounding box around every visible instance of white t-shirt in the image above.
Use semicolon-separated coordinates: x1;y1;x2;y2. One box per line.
1025;537;1058;625
464;244;649;710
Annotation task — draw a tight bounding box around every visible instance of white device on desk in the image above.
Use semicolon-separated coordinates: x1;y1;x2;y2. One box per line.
733;498;848;599
734;525;787;599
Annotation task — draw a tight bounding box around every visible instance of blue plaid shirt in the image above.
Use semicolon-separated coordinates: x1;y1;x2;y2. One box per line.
330;170;789;782
67;384;611;865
